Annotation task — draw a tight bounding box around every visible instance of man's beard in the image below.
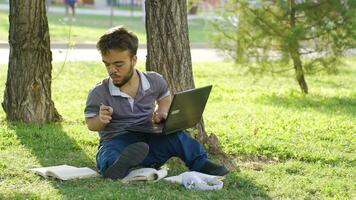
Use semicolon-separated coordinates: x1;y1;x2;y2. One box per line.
113;63;134;87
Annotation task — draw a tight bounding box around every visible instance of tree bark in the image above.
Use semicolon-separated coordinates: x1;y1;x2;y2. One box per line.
2;0;61;122
289;0;308;94
145;0;227;157
290;47;308;94
145;0;194;93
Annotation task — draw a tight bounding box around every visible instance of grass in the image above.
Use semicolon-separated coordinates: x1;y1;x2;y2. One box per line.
0;56;355;199
51;3;143;11
0;10;212;44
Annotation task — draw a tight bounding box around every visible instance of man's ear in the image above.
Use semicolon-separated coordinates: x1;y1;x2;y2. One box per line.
132;55;138;66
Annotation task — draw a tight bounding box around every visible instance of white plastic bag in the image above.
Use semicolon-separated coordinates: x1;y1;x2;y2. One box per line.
181;171;223;190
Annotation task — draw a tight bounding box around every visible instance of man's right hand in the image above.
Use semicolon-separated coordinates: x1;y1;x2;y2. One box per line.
99;104;113;124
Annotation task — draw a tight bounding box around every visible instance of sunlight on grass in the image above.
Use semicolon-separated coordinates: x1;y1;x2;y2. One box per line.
0;11;8;40
192;60;356;166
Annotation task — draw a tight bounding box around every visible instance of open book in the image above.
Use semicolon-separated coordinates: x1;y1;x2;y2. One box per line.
29;165;99;180
122;168;168;183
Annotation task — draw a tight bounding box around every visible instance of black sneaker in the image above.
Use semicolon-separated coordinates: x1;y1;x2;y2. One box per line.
198;160;229;176
103;142;149;180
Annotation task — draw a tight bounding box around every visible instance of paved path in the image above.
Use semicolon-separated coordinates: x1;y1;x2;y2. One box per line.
0;4;205;19
0;48;226;64
0;3;143;17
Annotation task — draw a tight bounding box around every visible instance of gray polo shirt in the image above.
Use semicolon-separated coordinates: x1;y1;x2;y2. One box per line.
84;70;170;141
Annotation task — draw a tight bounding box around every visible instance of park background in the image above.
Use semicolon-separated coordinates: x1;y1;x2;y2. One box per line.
0;0;355;199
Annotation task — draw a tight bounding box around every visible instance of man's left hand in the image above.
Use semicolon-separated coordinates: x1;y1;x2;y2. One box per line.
152;111;167;124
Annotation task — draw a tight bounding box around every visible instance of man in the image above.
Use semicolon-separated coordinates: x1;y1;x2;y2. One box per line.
64;0;77;22
85;26;228;180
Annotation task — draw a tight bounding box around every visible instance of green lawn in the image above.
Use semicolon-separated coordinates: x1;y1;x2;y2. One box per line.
50;2;143;11
0;10;212;44
0;58;355;199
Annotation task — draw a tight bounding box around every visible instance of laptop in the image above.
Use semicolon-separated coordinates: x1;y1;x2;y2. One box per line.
125;85;212;135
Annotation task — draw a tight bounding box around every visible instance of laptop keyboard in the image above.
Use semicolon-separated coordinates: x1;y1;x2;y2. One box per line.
126;121;166;134
144;124;162;131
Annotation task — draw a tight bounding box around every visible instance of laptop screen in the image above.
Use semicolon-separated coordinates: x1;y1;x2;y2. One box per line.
162;85;212;133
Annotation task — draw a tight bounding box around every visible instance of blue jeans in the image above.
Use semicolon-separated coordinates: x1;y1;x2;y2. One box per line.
96;131;208;174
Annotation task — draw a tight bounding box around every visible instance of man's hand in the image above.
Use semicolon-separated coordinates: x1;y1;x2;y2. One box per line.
152;95;171;124
152;111;167;124
85;104;113;131
99;104;113;124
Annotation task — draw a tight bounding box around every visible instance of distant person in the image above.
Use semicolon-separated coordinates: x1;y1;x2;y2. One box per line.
84;26;229;180
46;0;51;13
64;0;77;22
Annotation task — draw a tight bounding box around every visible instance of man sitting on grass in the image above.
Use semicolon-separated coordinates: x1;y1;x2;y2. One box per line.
84;26;229;180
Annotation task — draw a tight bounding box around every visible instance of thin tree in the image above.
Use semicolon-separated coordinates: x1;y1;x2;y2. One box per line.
2;0;61;122
213;0;356;94
145;0;227;157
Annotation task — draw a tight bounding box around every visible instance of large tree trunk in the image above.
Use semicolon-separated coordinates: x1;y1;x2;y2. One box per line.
289;0;308;94
145;0;194;92
2;0;61;122
145;0;227;157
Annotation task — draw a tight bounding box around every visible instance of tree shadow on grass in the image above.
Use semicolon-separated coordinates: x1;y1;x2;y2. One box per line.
11;122;95;167
162;158;272;199
8;123;272;199
260;94;356;117
9;122;102;199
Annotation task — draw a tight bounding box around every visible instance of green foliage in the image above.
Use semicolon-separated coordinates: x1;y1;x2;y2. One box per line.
187;0;200;7
212;0;356;92
1;57;356;199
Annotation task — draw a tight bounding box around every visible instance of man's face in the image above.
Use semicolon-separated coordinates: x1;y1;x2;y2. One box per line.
102;49;137;87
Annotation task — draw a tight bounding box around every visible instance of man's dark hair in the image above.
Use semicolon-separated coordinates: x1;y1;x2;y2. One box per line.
96;26;138;57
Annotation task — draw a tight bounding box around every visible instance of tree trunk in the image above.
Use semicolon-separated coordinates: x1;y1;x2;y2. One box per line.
290;48;308;94
145;0;227;157
2;0;61;122
145;0;194;93
289;0;308;94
